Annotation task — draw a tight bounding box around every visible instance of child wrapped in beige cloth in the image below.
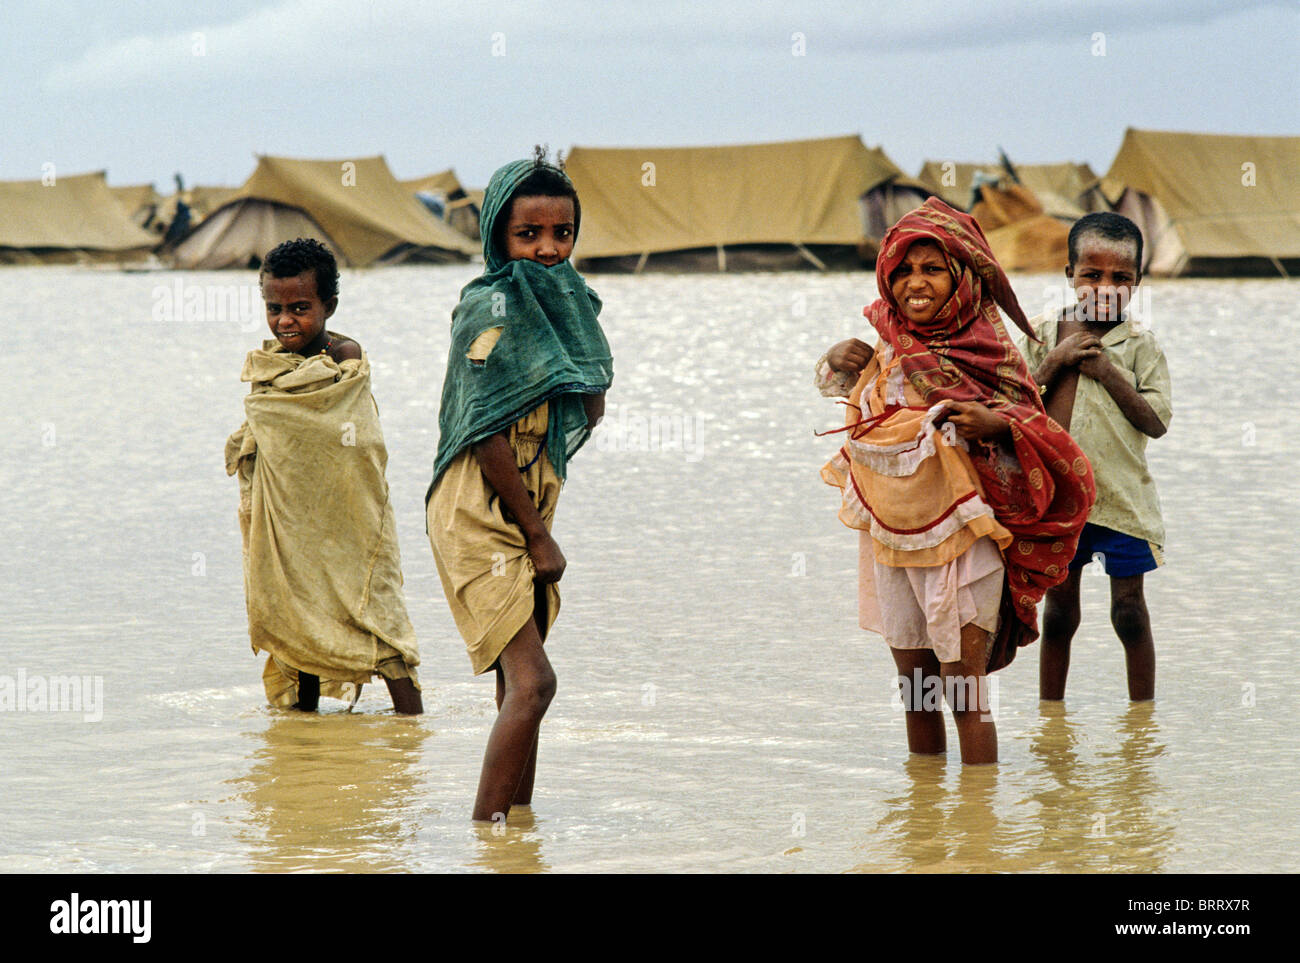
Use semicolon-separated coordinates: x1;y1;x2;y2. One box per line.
226;238;420;712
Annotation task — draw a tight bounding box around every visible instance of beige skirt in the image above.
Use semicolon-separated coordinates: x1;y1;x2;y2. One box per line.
427;403;562;674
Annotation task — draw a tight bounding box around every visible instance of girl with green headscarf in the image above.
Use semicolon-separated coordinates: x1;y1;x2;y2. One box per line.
427;153;612;823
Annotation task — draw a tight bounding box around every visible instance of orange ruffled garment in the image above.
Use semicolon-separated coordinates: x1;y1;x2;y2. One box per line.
821;346;1015;569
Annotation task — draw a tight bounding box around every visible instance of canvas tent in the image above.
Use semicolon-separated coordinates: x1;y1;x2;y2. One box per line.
1101;128;1300;276
154;184;240;246
110;182;237;242
170;155;477;269
563;135;931;271
916;157;1107;272
0;171;158;264
918;160;1103;218
971;183;1070;273
182;185;239;222
111;183;166;231
401;168;481;241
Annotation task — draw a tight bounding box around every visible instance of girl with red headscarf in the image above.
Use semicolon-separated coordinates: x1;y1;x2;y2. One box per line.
818;198;1094;763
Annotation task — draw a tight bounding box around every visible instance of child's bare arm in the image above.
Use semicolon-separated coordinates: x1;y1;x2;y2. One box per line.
1077;354;1168;438
472;433;566;582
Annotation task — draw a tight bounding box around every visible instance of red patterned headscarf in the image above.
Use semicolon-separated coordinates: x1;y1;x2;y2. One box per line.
868;198;1096;671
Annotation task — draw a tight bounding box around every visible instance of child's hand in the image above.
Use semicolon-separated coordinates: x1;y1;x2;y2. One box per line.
1052;332;1103;367
1077;352;1113;381
527;530;567;584
938;401;1010;443
826;339;874;375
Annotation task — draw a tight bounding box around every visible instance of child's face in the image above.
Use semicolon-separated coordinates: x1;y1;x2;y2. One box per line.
262;270;337;352
889;240;954;326
502;195;576;266
1068;237;1140;325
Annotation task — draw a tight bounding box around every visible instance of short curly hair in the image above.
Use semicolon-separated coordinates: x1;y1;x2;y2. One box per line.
1068;213;1144;279
260;237;340;301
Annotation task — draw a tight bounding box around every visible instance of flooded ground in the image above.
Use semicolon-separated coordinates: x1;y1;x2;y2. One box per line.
1;265;1295;872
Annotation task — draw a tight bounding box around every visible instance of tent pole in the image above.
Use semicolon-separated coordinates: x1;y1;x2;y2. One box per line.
794;243;827;271
635;251;649;274
1268;255;1290;279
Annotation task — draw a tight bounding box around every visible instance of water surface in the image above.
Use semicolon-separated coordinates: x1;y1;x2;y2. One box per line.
1;265;1295;872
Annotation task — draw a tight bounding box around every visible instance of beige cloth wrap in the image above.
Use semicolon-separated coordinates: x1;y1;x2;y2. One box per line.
225;339;420;707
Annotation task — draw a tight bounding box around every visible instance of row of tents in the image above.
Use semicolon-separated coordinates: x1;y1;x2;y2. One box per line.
1;128;1296;276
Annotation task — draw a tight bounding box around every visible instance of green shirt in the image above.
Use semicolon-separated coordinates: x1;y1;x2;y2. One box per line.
1020;313;1171;546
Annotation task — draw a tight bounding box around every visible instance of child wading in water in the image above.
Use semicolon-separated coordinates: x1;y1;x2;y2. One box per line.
1021;213;1170;701
226;238;422;714
427;152;612;822
818;199;1094;763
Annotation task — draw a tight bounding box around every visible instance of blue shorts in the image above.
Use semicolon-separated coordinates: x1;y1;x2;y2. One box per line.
1069;523;1162;578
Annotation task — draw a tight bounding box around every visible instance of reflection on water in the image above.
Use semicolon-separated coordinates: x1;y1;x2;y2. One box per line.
233;712;431;873
867;756;1002;872
1025;701;1173;873
2;267;1297;873
855;703;1174;873
470;808;550;874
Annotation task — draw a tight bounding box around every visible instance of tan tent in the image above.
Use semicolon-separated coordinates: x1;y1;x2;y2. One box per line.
183;185;239;221
971;183;1044;233
1101;128;1300;276
918;161;998;210
0;171;158;264
403;169;464;197
564;135;929;271
1018;163;1106;216
111;183;161;222
970;183;1070;273
171;155;477;269
146;185;241;242
110;182;181;242
401;168;481;241
918;160;1103;218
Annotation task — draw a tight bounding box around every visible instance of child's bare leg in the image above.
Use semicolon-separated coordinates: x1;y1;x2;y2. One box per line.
513;733;541;806
510;584;550;805
941;623;997;765
494;667;539;805
889;647;946;754
1040;568;1083;700
295;672;320;711
384;677;423;715
1109;574;1155;701
473;618;555;822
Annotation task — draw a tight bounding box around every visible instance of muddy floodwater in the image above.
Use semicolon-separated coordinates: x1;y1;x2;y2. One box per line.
2;265;1296;872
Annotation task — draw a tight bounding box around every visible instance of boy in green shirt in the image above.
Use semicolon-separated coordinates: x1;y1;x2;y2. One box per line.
1021;213;1171;701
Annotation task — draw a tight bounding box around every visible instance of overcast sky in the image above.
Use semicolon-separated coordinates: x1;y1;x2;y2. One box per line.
4;0;1297;190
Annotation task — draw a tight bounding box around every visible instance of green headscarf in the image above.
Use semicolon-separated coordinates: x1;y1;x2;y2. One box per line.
427;158;613;500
